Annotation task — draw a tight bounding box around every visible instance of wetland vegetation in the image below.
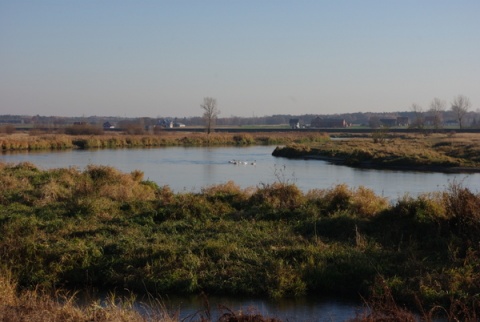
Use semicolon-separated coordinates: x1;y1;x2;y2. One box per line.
1;160;480;321
273;132;480;172
0;131;329;151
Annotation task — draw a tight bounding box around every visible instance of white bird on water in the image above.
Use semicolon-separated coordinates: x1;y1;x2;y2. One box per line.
228;160;256;165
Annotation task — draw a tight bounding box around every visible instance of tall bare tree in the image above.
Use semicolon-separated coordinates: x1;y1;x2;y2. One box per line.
429;98;446;130
201;97;220;135
451;95;471;129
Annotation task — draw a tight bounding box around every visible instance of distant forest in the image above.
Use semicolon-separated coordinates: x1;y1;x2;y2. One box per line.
1;109;480;129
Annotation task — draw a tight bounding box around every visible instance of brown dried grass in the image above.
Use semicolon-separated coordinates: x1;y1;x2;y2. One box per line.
0;271;178;322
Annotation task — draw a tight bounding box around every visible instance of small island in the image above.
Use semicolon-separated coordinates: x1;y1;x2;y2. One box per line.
272;132;480;173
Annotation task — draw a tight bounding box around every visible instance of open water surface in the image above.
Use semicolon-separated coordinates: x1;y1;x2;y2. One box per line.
2;145;479;199
133;295;362;321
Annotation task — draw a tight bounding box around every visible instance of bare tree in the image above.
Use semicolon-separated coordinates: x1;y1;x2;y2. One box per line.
451;95;471;129
201;97;220;135
410;103;425;129
429;98;446;130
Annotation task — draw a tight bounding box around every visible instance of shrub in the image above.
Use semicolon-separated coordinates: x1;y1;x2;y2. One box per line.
201;181;250;209
305;185;388;218
349;186;389;218
443;183;480;243
309;184;352;214
249;183;305;218
394;193;446;222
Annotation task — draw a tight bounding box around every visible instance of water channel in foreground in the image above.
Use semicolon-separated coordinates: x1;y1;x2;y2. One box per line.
125;294;363;321
2;145;479;199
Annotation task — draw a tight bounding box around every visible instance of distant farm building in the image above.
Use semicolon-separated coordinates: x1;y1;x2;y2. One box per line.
289;118;300;129
310;117;348;128
103;121;115;129
157;119;173;128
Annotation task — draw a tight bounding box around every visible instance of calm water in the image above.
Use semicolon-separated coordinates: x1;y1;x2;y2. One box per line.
2;145;479;198
132;295;363;321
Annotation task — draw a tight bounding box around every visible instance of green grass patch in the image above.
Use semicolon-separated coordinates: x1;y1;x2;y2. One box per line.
1;161;480;317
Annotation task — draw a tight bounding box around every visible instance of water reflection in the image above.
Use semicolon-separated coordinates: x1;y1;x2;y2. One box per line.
131;295;362;322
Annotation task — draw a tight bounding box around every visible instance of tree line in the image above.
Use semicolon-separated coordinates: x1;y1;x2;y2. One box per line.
1;95;478;132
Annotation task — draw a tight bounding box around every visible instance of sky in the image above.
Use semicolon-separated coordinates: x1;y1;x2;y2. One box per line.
1;1;479;118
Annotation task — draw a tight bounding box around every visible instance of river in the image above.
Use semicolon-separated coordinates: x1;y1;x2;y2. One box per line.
1;145;479;199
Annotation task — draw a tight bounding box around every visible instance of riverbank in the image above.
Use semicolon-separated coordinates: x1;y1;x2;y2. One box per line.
0;131;329;150
272;132;480;173
1;162;479;320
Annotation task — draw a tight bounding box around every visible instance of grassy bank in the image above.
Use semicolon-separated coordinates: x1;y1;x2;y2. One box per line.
273;132;480;172
1;162;480;320
0;132;329;151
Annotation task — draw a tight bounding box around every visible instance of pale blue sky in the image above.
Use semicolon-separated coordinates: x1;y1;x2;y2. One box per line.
1;1;479;118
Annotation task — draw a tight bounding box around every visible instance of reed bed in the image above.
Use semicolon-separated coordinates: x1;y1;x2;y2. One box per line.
0;131;329;151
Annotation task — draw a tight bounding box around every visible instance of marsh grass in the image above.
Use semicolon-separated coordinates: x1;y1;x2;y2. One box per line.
274;132;480;170
0;131;330;151
1;162;480;319
0;271;179;322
